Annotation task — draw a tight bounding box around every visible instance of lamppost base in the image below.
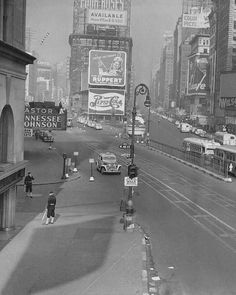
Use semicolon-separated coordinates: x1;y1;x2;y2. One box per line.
89;176;95;182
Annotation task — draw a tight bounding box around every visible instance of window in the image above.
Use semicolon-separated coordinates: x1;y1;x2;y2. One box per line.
234;21;236;29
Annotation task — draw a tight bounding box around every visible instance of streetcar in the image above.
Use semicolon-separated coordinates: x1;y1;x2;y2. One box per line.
214;145;236;176
183;137;220;155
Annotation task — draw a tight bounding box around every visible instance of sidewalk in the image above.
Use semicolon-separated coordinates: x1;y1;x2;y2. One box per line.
0;129;149;295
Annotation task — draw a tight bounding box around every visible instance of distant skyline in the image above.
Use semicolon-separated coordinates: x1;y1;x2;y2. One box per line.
26;0;182;84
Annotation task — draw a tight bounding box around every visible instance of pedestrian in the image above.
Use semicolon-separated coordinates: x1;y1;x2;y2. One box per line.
24;172;34;198
45;191;56;225
35;129;39;140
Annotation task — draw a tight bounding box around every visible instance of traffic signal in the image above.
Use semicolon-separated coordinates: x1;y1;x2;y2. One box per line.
128;164;138;179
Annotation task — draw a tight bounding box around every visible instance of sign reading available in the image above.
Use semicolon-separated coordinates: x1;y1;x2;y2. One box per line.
88;50;126;87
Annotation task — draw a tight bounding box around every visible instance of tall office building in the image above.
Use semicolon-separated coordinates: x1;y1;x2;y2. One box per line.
69;0;132;120
159;33;174;109
212;0;236;132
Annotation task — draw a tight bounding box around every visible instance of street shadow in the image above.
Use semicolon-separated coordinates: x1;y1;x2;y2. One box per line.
1;216;115;295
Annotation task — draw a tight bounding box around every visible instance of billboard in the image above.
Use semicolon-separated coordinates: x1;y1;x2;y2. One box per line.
88;50;126;87
24;104;67;130
219;72;236;110
78;0;126;10
87;9;127;26
182;7;211;28
88;88;125;115
187;54;209;96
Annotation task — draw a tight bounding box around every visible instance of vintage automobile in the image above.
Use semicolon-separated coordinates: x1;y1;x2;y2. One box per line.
41;131;54;142
96;152;121;174
119;142;131;149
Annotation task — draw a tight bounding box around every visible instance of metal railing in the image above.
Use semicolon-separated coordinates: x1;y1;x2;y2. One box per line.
149;139;230;179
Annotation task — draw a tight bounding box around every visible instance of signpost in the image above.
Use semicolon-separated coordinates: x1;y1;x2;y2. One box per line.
89;158;95;181
124;176;138;187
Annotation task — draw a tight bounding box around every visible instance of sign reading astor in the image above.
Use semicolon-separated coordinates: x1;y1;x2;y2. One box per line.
88;50;126;87
24;102;67;130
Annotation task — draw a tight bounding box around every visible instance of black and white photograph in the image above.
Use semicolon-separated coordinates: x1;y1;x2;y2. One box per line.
0;0;236;294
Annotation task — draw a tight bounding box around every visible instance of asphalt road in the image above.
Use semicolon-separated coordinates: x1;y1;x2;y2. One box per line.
87;122;236;295
13;123;236;295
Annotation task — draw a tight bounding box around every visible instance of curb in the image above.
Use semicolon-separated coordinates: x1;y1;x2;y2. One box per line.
136;223;160;295
16;172;81;187
147;146;232;183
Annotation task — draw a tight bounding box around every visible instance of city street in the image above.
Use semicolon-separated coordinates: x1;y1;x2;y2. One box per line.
6;123;235;294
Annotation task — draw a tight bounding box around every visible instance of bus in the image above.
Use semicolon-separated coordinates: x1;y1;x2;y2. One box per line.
214;145;236;176
214;132;236;145
183;137;220;155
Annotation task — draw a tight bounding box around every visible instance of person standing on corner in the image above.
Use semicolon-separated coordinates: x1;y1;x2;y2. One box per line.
46;192;57;225
24;172;34;198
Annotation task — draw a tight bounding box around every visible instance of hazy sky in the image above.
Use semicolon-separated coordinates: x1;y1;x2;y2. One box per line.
26;0;182;84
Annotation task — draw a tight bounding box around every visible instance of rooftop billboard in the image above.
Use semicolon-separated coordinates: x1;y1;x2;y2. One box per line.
182;6;211;28
87;9;127;26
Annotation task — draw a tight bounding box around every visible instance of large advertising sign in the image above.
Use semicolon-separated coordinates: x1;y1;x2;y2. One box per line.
78;0;125;10
24;105;67;130
88;88;125;115
87;9;127;26
182;7;211;28
88;50;126;87
219;72;236;110
187;54;209;96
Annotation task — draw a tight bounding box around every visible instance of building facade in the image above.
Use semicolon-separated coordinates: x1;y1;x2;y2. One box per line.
0;0;35;230
69;0;132;120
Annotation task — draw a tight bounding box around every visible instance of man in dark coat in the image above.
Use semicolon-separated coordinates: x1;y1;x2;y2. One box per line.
46;192;57;225
24;172;34;198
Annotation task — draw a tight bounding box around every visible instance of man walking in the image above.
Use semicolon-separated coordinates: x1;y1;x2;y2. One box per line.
46;192;57;225
24;172;34;198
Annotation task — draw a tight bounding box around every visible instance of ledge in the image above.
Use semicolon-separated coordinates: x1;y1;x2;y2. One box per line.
0;160;28;181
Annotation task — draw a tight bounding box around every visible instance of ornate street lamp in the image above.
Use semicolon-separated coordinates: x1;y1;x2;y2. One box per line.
127;83;151;215
130;83;151;163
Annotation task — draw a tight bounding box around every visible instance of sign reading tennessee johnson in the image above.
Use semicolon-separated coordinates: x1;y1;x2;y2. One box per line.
88;50;126;87
88;89;125;115
24;105;67;130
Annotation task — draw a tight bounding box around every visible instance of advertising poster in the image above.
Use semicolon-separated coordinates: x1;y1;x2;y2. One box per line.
87;9;127;26
187;54;209;96
88;50;126;87
88;89;125;115
24;105;67;130
182;6;211;28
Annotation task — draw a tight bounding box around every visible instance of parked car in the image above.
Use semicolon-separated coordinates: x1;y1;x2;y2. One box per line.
95;123;103;130
96;152;121;174
119;142;131;149
41;131;54;142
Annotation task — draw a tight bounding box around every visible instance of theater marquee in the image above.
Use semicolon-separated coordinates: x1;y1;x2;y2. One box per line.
24;105;67;130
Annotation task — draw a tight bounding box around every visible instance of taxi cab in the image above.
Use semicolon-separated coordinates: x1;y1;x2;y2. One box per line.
96;152;121;174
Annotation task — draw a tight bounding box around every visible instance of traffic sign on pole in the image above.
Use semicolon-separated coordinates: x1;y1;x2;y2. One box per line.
124;176;138;187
